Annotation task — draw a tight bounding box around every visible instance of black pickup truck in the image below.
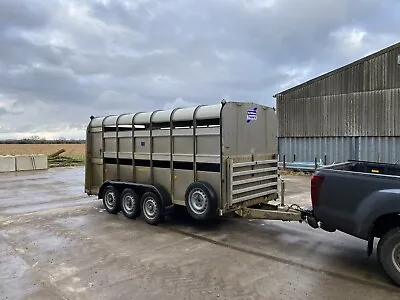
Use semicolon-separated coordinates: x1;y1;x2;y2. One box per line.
306;160;400;286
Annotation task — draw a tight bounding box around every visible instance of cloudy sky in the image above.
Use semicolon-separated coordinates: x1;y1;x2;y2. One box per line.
0;0;399;139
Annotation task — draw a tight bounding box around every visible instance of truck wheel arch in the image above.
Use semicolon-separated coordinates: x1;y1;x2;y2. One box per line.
365;213;400;257
370;213;400;239
354;191;400;240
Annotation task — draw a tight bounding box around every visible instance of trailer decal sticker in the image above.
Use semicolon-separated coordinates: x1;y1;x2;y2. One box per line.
246;107;257;123
140;141;145;146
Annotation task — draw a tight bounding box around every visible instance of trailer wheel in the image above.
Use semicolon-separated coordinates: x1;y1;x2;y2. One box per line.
103;185;121;214
121;188;141;219
377;227;400;286
185;181;218;221
141;192;163;225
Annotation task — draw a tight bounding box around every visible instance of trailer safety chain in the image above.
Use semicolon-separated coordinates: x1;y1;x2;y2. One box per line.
279;203;315;223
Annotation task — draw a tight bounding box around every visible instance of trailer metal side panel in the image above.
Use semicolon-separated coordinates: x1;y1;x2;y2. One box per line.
173;169;194;203
85;101;279;215
220;102;278;211
221;102;277;156
153;167;172;193
120;165;133;182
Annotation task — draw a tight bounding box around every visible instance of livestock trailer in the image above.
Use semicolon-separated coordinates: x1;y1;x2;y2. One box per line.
85;101;303;224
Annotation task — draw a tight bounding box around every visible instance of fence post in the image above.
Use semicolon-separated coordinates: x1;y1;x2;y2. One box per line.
283;155;286;169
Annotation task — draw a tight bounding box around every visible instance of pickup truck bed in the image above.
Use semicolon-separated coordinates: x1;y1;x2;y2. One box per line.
308;160;400;286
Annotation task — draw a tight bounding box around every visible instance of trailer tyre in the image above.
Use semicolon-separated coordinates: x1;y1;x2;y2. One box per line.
377;227;400;286
185;181;218;221
121;188;141;219
103;185;121;214
141;192;163;225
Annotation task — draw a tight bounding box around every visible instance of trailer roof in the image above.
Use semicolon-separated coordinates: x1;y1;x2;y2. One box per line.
90;103;223;127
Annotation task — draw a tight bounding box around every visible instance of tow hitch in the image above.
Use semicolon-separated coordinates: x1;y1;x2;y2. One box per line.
301;209;319;229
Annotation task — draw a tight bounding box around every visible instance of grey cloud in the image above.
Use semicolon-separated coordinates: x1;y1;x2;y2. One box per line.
0;32;71;68
0;0;55;29
0;0;399;138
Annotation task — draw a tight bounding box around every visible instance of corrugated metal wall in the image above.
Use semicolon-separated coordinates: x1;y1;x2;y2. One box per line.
277;89;400;137
276;44;400;137
278;137;400;165
276;43;400;165
357;137;400;163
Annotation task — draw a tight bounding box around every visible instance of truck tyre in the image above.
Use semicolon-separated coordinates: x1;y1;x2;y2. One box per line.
141;191;163;225
185;181;218;221
377;227;400;286
121;188;141;219
103;185;121;214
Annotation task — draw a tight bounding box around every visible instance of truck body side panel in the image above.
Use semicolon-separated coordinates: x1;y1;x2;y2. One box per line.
354;190;400;239
313;162;400;239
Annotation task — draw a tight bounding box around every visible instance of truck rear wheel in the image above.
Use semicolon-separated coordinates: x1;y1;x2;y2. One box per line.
141;191;163;225
121;188;140;219
103;185;121;214
377;227;400;286
185;181;218;221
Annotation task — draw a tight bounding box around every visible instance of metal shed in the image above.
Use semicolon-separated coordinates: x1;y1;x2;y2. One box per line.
274;42;400;166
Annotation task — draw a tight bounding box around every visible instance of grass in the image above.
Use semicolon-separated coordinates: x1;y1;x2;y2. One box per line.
0;143;86;168
279;169;313;176
47;155;86;168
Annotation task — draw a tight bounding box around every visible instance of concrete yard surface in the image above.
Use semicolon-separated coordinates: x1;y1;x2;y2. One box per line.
0;167;399;300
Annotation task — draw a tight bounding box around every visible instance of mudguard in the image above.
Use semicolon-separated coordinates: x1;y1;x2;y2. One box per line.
353;189;400;239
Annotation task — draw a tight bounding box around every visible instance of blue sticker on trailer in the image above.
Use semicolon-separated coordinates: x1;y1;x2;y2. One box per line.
140;141;145;146
246;107;257;123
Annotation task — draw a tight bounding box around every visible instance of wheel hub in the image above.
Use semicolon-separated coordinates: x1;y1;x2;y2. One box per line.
105;192;116;208
189;190;208;214
393;243;400;272
144;198;157;219
123;195;135;212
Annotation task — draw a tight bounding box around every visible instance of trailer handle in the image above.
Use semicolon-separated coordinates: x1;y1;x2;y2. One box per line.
280;177;285;206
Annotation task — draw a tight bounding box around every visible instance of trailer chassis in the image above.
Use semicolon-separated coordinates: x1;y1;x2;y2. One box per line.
231;177;308;222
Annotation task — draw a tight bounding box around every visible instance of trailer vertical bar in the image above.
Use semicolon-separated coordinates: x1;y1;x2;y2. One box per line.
219;101;225;214
101;116;109;182
116;116;120;180
227;158;233;207
85;116;94;193
115;114;123;181
131;112;141;182
149;110;160;184
280;178;285;206
117;113;130;181
192;105;204;182
170;108;180;201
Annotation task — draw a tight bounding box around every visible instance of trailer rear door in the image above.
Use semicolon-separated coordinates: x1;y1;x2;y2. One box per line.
226;156;279;207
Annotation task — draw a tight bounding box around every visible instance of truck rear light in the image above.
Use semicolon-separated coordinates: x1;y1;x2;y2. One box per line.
311;174;324;207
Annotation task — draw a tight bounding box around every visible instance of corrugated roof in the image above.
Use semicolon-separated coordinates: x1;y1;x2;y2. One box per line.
274;41;400;97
